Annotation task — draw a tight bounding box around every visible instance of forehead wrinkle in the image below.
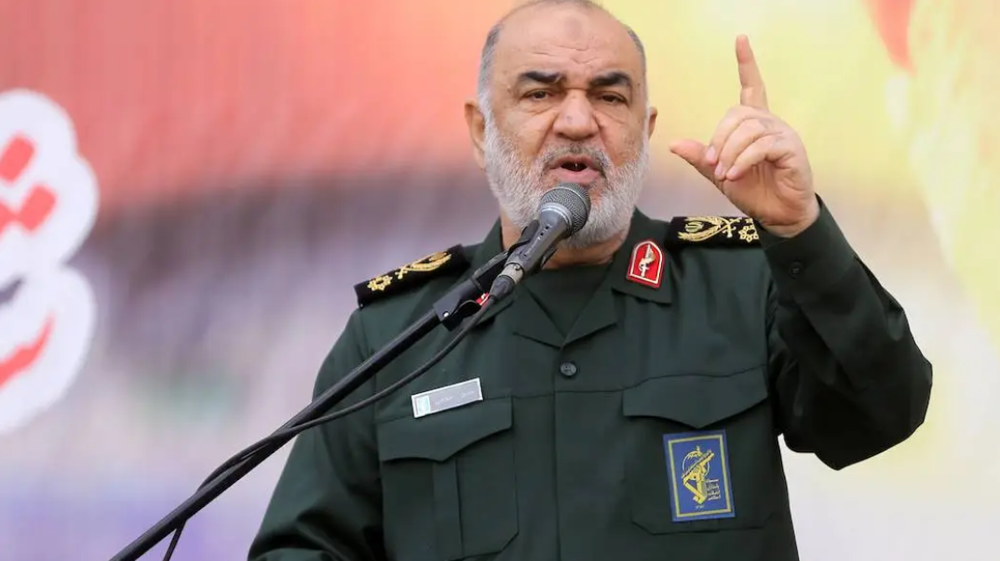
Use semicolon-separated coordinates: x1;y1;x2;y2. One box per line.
503;34;635;80
477;3;647;99
521;19;614;56
481;3;648;113
523;35;636;77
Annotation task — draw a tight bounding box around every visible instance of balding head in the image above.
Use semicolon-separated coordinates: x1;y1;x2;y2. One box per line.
463;0;658;252
477;0;647;112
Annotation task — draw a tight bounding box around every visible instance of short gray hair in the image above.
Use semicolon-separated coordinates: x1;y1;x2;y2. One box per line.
476;0;647;114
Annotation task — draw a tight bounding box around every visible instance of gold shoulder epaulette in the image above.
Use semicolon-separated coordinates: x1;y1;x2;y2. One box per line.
354;245;470;307
666;215;761;247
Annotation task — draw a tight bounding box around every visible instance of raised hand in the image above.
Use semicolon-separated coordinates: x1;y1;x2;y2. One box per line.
669;35;819;238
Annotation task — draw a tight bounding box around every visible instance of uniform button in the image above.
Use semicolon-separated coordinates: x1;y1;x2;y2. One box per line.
559;362;578;377
789;261;803;278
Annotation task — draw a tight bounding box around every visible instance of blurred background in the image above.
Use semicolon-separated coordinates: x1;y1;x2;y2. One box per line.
1;0;997;559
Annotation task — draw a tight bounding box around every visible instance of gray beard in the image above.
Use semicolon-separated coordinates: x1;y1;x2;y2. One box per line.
482;111;649;250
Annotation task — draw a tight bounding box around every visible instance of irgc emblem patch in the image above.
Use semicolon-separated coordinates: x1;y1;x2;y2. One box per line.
663;430;735;521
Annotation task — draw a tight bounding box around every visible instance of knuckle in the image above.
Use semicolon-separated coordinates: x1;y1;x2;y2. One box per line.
733;105;755;120
738;119;765;139
752;119;770;135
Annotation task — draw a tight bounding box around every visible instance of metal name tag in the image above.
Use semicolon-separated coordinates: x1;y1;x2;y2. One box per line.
410;378;483;418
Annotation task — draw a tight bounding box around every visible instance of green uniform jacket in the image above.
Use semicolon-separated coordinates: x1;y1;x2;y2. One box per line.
248;201;931;561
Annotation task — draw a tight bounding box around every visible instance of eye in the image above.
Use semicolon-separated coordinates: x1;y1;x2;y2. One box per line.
599;93;626;104
525;90;551;100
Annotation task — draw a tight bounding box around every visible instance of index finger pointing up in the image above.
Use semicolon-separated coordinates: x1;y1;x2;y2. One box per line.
736;35;768;109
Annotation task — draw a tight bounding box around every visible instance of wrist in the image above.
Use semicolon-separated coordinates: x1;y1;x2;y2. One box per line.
760;198;820;239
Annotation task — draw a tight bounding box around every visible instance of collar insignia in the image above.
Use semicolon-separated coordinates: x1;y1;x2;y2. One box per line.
626;239;665;289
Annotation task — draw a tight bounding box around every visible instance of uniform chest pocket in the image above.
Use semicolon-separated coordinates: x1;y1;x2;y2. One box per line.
622;367;784;535
377;397;518;560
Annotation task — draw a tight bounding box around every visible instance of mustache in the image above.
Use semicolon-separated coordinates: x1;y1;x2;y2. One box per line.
541;145;611;174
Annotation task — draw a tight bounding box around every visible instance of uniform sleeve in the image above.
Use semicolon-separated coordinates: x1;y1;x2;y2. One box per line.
761;198;933;470
248;310;385;561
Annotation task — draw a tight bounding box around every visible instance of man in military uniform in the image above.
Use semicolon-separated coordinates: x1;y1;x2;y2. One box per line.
248;1;932;559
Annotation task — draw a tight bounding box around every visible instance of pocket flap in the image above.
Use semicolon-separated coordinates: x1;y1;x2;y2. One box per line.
622;367;768;428
378;397;513;462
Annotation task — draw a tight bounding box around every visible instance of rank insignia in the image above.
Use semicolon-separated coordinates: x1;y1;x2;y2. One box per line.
666;215;760;247
663;430;735;522
353;245;470;307
626;240;664;288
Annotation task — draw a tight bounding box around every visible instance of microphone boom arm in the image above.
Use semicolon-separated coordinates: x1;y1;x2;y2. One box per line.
107;231;536;561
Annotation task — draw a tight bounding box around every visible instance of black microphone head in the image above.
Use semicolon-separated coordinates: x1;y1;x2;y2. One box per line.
539;183;591;235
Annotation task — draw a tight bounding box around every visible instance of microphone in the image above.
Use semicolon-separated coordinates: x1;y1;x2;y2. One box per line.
488;182;591;300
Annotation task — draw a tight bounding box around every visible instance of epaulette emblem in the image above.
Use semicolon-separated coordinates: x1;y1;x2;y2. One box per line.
354;245;470;307
666;216;760;247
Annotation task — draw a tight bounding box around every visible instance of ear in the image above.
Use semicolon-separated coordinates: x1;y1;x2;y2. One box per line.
646;105;658;139
464;98;487;170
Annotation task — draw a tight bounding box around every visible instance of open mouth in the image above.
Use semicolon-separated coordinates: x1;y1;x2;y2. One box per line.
553;154;602;175
561;161;589;172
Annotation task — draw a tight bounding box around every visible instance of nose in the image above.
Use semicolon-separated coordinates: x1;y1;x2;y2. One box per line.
552;92;599;141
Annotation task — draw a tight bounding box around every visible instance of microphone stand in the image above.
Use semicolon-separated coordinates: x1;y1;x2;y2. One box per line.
108;224;535;561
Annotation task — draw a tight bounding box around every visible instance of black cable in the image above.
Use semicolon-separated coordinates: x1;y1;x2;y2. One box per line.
160;297;497;561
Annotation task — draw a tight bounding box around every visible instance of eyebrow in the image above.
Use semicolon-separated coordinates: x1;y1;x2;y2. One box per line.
515;70;634;92
590;71;632;90
516;70;562;87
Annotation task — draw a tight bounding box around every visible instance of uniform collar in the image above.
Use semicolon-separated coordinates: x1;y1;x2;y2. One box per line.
468;218;505;272
606;209;672;305
467;209;672;331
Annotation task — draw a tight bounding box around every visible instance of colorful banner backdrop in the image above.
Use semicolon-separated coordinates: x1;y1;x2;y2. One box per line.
1;1;996;559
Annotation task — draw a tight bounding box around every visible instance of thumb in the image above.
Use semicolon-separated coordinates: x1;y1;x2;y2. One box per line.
669;139;715;181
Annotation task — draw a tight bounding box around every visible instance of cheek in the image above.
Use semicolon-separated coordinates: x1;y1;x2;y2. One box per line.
502;109;557;152
604;135;643;169
515;118;554;155
597;115;646;163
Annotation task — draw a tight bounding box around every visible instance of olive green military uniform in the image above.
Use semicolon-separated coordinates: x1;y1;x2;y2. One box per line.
248;199;931;561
